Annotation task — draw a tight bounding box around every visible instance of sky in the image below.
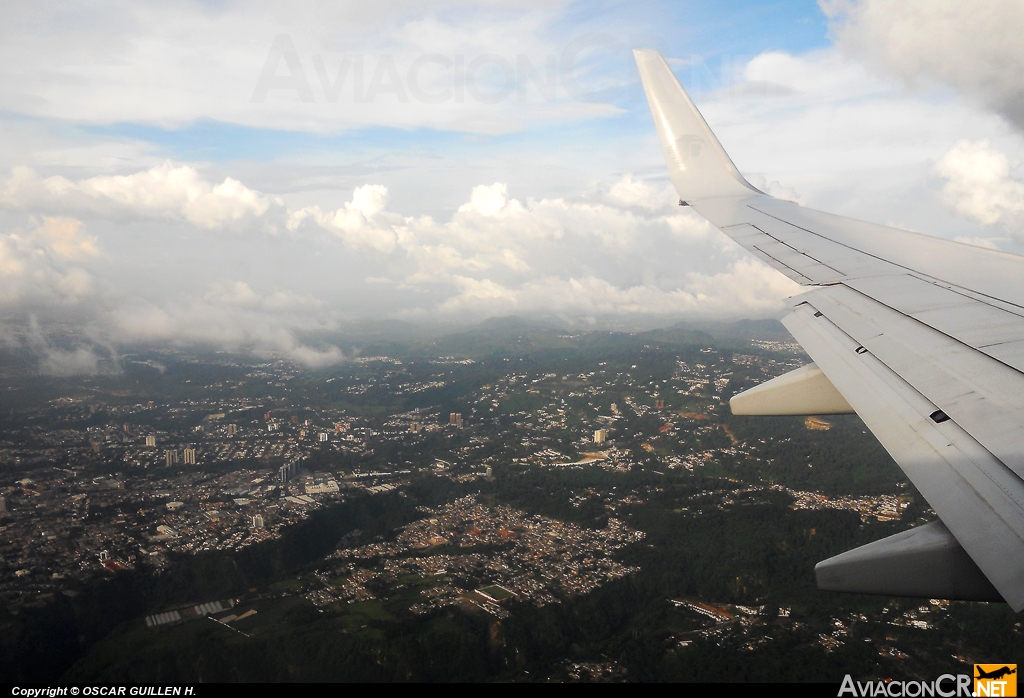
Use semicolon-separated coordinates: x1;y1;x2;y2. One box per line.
2;0;1024;371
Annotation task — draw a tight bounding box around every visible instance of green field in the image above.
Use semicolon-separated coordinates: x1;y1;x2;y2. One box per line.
478;585;513;601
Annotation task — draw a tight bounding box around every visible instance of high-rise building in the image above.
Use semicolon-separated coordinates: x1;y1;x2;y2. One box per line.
183;448;196;465
409;422;421;433
251;514;265;529
145;435;156;447
165;450;179;467
278;459;303;482
0;496;6;514
654;399;665;409
485;465;493;478
594;429;608;444
227;424;238;436
319;432;328;442
449;412;457;425
451;413;463;429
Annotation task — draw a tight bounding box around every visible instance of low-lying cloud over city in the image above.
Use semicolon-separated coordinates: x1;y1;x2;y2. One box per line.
2;0;1024;370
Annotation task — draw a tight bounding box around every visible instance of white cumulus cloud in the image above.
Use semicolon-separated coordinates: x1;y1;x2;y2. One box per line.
288;184;399;252
935;140;1024;231
31;216;99;259
0;217;98;304
822;0;1024;131
2;163;276;230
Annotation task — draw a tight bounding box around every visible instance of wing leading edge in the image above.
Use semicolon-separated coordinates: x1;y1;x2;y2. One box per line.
634;48;1024;611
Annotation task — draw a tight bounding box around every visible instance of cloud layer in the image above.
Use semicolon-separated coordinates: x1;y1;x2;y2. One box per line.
3;1;1024;373
3;164;277;230
0;1;625;135
0;158;802;371
823;0;1024;130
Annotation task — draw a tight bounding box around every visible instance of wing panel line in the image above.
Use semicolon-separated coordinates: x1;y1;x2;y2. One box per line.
783;302;1024;610
751;203;1024;315
810;285;1024;486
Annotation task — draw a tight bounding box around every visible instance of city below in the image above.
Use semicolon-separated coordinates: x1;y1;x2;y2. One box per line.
0;317;1019;682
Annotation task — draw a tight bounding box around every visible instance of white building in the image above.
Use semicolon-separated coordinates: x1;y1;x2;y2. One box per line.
305;481;340;495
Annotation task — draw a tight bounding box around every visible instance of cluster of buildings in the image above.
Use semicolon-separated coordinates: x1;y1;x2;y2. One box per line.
0;457;367;607
665;595;951;656
312;496;643;617
780;486;909;522
665;482;910;524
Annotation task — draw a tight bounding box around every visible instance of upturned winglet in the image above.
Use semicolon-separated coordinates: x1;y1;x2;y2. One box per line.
633;48;760;201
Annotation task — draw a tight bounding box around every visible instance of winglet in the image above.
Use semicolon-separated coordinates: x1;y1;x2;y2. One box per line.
634;49;760;201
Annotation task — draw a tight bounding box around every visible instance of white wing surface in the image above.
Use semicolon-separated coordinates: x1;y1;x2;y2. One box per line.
635;48;1024;611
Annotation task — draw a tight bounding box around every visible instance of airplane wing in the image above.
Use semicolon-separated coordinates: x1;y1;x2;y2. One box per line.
634;48;1024;611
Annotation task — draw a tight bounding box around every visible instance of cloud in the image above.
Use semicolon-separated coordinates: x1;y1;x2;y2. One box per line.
6;3;1024;370
604;175;678;212
935;140;1024;231
457;183;523;217
822;0;1024;131
0;165;804;363
25;317;117;376
287;184;398;252
203;281;262;308
38;346;104;377
1;157;791;330
0;1;621;136
432;257;799;319
0;218;97;304
109;282;345;368
2;163;276;230
31;216;98;259
288;176;721;284
274;338;347;369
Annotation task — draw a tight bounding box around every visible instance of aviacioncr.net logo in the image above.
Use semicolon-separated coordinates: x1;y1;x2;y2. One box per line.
838;674;973;697
975;665;1017;697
